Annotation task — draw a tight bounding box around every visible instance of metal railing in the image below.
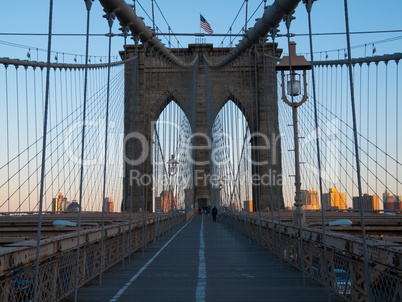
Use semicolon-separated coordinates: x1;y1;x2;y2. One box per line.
223;212;402;302
0;211;184;301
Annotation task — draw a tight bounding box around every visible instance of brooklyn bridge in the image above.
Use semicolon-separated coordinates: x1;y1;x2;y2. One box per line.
0;0;401;301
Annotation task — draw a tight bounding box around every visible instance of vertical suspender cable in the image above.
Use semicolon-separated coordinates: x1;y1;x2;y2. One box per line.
60;67;66;197
244;100;251;240
121;26;129;270
271;30;283;270
34;66;39;210
163;76;167;208
155;109;159;215
129;36;139;262
24;67;31;211
221;111;226;209
343;1;372;300
375;63;378;200
252;46;262;245
175;93;179;210
245;51;255;233
34;0;53;300
177;91;180;210
359;63;362;153
339;65;343;193
235;98;240;210
168;66;174;229
16;67;21;212
54;68;59;205
366;63;370;194
223;77;227;214
5;66;10;212
385;62;388;193
144;49;154;251
74;1;92;300
231;94;236;209
243;58;249;205
40;69;46;209
100;12;114;285
72;69;78;201
222;98;231;221
240;55;247;227
329;65;332;163
154;55;161;218
345;64;349;208
48;68;54;210
236;113;244;210
396;60;399;197
141;45;147;253
172;88;176;213
229;70;235;222
305;1;331;299
224;75;229;214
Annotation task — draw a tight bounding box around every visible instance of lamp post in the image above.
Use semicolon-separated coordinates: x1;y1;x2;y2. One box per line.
276;41;311;226
167;154;178;211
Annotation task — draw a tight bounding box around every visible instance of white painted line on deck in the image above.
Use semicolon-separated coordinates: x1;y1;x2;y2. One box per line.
109;215;195;302
196;214;206;302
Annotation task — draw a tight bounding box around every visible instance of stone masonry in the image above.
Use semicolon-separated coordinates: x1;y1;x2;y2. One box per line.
121;42;284;212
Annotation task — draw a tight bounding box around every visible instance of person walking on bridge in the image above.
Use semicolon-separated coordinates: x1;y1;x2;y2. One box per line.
212;206;218;222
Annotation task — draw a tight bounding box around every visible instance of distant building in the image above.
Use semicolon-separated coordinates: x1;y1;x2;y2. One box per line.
383;190;402;211
62;200;71;211
352;194;379;210
52;193;68;213
300;190;320;209
243;200;253;212
103;197;114;213
67;201;80;212
322;188;346;210
155;190;177;213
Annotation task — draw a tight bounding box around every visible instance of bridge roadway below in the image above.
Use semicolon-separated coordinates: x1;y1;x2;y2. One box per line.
64;214;341;301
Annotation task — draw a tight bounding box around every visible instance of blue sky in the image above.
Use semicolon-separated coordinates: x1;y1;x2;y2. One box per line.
1;1;401;62
1;0;401;211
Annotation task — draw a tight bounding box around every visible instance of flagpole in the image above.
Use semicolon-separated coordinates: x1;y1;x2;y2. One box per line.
199;13;201;34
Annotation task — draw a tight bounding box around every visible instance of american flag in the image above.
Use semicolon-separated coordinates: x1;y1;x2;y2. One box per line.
200;14;213;34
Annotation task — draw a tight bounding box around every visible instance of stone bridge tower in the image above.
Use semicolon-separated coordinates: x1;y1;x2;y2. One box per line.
122;42;284;213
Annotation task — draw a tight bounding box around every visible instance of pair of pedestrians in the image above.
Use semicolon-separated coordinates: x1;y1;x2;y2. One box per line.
198;205;218;222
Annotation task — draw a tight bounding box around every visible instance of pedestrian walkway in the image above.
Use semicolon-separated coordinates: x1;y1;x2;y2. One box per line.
65;214;341;301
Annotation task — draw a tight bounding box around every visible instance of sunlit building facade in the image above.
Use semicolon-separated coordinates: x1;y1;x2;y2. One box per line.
300;190;320;210
383;190;402;211
243;200;253;212
155;190;177;213
52;193;70;213
352;194;379;210
103;197;115;213
322;188;346;210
